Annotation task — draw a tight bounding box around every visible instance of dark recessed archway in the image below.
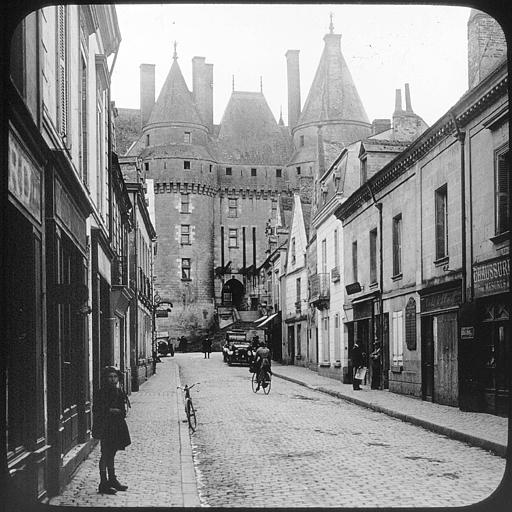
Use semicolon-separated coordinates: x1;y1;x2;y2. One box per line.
222;278;244;308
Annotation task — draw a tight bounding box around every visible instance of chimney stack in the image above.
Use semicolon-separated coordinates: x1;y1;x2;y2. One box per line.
394;89;403;114
286;50;301;129
140;63;155;129
404;83;412;112
192;57;213;133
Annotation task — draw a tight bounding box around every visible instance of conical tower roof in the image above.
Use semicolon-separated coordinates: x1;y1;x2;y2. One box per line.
146;56;203;127
213;91;292;164
297;30;369;128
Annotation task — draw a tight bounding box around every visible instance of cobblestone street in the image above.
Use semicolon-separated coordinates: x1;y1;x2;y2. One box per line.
47;352;507;508
180;353;506;508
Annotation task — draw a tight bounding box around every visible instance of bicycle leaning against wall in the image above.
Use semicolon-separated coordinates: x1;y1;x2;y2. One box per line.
177;383;199;431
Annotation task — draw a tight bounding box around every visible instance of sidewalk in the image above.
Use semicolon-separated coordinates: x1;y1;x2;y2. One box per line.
271;362;509;458
48;357;200;507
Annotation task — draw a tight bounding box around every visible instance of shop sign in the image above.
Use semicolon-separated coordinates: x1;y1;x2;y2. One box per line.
353;300;372;320
55;178;87;250
473;258;509;298
421;288;461;313
8;132;42;222
460;326;475;339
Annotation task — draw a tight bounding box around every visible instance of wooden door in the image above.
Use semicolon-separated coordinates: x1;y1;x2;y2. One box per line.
421;316;434;401
435;312;458;406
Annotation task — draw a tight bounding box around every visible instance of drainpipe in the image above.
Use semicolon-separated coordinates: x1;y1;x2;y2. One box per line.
449;111;467;304
367;183;384;390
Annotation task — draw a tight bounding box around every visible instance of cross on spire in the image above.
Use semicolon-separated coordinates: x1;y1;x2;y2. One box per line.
173;41;178;60
329;12;334;34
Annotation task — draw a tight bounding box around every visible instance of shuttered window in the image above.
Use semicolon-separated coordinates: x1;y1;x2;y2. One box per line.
496;148;509;235
435;185;448;259
181;194;190;213
180;225;190;245
57;5;68;137
370;228;377;283
352;241;358;282
228;228;238;247
80;55;88;186
392;214;402;276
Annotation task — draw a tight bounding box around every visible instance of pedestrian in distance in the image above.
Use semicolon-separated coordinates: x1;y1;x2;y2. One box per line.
207;337;212;357
254;340;272;392
352;342;364;390
92;366;131;495
202;337;211;358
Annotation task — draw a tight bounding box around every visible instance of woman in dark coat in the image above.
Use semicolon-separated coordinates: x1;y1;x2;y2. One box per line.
92;367;131;494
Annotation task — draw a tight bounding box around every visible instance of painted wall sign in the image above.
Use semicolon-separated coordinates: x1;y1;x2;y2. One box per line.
421;288;461;313
8;131;42;222
55;177;87;250
473;257;510;298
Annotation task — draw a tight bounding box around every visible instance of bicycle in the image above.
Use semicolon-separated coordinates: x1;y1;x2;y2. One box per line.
251;367;271;395
177;383;199;431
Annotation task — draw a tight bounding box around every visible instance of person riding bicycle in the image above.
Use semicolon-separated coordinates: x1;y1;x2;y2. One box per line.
254;340;271;392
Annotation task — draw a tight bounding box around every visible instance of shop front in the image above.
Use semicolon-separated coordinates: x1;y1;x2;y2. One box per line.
420;282;461;407
7;122;48;502
45;150;93;494
461;257;510;417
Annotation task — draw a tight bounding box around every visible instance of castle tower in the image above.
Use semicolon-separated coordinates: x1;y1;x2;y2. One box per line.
137;46;218;341
285;19;372;180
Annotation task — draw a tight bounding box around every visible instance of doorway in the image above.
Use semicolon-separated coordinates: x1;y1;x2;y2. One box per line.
421;316;434;401
287;325;295;363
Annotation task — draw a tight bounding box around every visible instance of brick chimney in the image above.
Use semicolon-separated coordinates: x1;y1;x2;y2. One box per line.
140;63;155;129
192;56;213;133
467;9;506;89
393;88;403;115
285;50;301;129
404;83;412;112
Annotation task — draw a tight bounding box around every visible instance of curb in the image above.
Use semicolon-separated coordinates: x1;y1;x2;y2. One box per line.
273;372;507;458
175;362;201;507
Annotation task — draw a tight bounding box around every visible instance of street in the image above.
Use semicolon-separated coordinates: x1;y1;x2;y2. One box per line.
179;352;505;508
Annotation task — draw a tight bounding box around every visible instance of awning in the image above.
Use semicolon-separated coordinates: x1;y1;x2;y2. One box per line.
257;312;278;327
351;290;380;305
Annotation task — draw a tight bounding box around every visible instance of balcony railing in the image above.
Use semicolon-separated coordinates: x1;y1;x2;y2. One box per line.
310;273;330;308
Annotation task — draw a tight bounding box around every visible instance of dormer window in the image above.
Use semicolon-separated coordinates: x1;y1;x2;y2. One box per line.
251;168;257;177
184;132;191;144
184;161;190;170
276;168;282;178
226;167;232;175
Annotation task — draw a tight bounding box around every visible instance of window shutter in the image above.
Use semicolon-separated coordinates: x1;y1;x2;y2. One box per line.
57;6;68;136
497;151;509;234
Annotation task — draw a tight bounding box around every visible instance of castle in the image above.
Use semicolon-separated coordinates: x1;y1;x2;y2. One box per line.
115;20;425;342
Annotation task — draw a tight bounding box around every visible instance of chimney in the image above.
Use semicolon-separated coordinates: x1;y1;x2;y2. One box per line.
285;50;301;129
298;176;313;204
404;83;412;112
140;63;155;129
394;89;403;115
192;57;213;133
371;119;391;135
467;9;506;88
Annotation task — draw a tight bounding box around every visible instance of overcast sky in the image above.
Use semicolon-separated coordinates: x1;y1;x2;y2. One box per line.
110;3;474;127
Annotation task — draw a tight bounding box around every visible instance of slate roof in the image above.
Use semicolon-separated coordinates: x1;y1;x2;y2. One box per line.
213;91;292;165
115;108;142;156
139;143;215;161
146;59;203;126
297;33;370;128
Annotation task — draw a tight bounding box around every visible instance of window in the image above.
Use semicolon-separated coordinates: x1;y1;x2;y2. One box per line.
392;310;404;366
352;241;358;282
226;167;232;175
146;134;150;146
435;185;448;259
296;324;302;356
180;225;190;245
321;239;327;274
296;166;301;175
299;135;304;147
183;161;190;170
181;258;191;280
181;194;190;214
291;237;296;265
228;198;237;218
370;228;377;283
495;147;509;235
296;277;301;302
57;5;68;136
228;228;238;247
392;214;402;276
144;162;149;171
251;168;257;177
209;164;212;172
184;131;191;143
79;55;88;186
360;157;368;185
276;168;282;178
323;317;330;362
